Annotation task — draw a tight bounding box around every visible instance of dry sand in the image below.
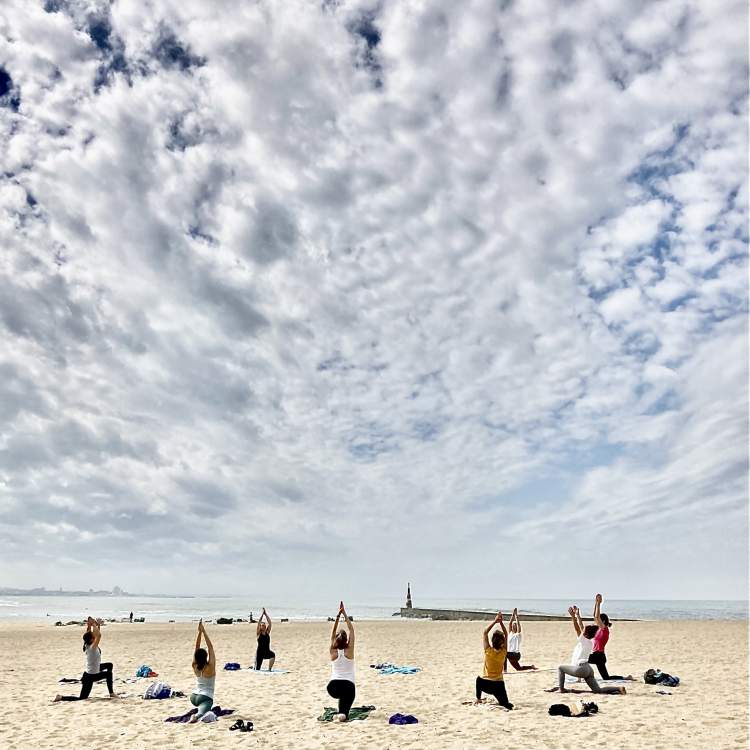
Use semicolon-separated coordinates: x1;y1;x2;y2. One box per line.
1;619;747;749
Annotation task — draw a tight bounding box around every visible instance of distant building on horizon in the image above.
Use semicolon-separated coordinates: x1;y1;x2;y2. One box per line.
406;582;412;609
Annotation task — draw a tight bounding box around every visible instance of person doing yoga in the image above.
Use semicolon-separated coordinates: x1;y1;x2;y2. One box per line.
190;619;216;722
557;606;626;695
475;612;513;709
54;617;118;701
255;608;276;671
327;601;355;722
505;607;536;671
588;594;633;681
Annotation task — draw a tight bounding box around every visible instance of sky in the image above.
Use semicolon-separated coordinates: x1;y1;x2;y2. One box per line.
0;0;747;602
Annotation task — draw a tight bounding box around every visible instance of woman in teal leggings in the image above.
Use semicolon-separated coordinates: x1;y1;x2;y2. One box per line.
190;620;216;721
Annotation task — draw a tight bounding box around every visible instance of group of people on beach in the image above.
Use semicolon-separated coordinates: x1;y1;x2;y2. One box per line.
55;594;631;721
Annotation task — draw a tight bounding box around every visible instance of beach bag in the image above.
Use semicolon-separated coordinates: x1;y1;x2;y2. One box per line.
644;669;679;686
144;681;172;699
224;662;241;671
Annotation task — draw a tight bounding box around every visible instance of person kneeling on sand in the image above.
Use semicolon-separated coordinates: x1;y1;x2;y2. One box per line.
190;620;217;722
475;612;514;709
588;593;633;681
557;606;626;696
327;601;356;721
255;608;276;671
505;607;536;672
54;617;119;702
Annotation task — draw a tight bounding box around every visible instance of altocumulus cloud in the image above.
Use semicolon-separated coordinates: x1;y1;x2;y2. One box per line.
0;0;746;599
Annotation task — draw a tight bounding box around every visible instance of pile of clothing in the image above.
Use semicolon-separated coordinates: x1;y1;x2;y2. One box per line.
643;669;680;687
389;713;418;725
136;665;158;678
144;681;184;700
549;701;599;718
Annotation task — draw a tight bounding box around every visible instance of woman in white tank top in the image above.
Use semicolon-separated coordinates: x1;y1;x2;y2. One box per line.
326;601;356;721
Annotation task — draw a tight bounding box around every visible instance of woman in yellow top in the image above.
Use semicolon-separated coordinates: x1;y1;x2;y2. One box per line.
475;612;513;709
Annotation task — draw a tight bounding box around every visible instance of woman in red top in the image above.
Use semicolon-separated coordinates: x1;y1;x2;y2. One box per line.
587;594;633;681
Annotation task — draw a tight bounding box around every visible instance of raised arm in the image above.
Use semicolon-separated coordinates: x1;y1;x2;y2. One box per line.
90;620;102;649
575;606;584;635
264;608;272;633
341;602;354;648
201;622;215;665
483;612;502;649
195;620;203;651
256;613;262;637
593;593;604;628
568;606;582;636
512;607;521;634
497;611;507;640
330;610;342;648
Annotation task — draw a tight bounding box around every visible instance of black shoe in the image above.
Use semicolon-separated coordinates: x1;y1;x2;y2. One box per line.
229;719;245;731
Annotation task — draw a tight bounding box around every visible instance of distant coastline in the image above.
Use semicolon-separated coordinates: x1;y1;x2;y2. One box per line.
0;587;191;599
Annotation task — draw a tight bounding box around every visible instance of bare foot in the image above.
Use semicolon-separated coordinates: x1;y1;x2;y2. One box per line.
559;688;569;693
109;693;120;699
618;687;627;695
53;695;62;703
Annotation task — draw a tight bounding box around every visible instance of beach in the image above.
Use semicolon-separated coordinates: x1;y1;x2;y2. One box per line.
1;618;747;749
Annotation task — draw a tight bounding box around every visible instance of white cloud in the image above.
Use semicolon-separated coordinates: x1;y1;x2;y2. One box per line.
0;0;745;600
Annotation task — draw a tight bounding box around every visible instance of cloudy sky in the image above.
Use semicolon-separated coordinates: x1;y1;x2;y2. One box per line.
0;0;746;602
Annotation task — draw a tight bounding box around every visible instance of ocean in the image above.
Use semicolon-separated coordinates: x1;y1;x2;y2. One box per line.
0;595;746;623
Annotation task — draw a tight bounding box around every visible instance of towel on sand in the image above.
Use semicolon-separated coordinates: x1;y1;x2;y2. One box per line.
165;706;235;723
378;666;420;675
245;668;290;674
317;705;376;722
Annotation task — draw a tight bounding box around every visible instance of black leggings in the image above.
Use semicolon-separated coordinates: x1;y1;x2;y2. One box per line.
326;679;355;717
58;663;114;700
476;676;513;709
255;649;275;671
588;651;624;680
505;652;534;671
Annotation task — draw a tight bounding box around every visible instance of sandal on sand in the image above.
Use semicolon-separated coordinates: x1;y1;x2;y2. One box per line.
242;721;254;732
229;719;245;731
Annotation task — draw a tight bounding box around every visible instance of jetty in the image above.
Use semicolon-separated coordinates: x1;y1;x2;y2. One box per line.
396;585;639;622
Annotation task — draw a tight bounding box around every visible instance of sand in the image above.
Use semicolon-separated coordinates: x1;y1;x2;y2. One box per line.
1;618;747;749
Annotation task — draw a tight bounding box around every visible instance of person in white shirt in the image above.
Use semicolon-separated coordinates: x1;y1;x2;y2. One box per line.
505;607;536;671
54;617;118;701
327;601;356;721
557;606;625;695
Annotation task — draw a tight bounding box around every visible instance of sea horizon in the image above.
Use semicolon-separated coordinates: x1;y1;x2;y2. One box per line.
0;594;746;623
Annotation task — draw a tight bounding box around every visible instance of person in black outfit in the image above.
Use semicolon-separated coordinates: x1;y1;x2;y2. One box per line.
255;607;276;671
54;617;118;701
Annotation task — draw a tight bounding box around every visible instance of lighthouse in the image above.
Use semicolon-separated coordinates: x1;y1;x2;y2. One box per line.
405;582;413;609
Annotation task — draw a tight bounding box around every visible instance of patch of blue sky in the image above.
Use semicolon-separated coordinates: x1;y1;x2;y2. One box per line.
642;389;680;416
467;444;623;514
347;421;399;461
627;123;692;199
412;420;441;442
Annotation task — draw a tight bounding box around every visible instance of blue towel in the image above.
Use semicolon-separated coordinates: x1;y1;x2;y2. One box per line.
224;662;241;671
380;667;420;675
